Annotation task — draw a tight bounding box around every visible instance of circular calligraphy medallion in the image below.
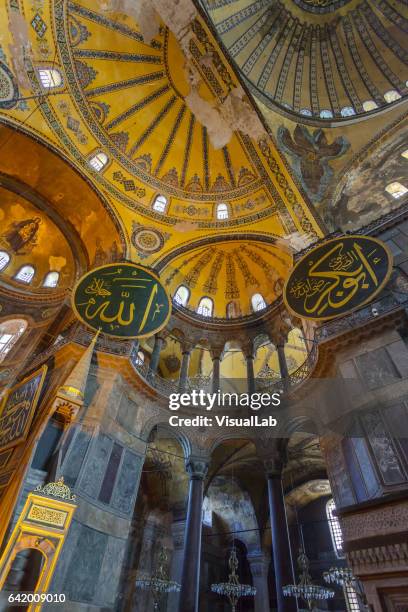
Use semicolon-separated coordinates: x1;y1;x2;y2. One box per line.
0;60;19;109
283;236;393;321
131;228;164;254
72;263;172;339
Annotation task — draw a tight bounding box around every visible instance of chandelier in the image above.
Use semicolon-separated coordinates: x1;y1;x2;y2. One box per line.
135;547;180;611
211;547;256;611
324;566;368;608
283;549;334;610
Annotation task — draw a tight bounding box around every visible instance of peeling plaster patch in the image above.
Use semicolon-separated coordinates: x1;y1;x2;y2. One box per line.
98;0;265;149
8;11;32;91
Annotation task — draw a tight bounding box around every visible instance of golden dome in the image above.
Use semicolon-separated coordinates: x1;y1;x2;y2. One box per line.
202;0;408;123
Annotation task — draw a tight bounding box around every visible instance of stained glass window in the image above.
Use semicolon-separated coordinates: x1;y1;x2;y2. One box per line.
38;68;63;89
43;271;59;287
216;203;229;220
15;265;35;284
197;297;213;317
153;195;168;213
0;251;10;272
174;285;189;307
0;319;27;363
251;293;267;312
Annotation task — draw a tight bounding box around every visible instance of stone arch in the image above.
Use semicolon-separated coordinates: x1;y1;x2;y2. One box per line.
139;418;192;460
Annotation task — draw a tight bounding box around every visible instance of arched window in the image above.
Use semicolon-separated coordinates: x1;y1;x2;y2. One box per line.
216;203;229;220
14;265;35;284
401;150;408;160
300;108;312;116
135;350;145;366
43;271;60;288
197;297;213;317
251;293;267;312
0;251;10;272
385;182;408;199
89;152;108;172
152;195;168;213
0;319;27;363
326;499;343;558
362;100;378;112
174;285;189;307
384;90;401;103
38;68;63;89
326;499;360;610
340;106;355;117
320;109;333;119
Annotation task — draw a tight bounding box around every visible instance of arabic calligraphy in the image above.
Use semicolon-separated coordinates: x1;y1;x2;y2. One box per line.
72;263;171;338
0;367;47;451
283;236;392;320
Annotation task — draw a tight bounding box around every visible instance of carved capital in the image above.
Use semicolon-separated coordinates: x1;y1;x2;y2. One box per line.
186;457;209;480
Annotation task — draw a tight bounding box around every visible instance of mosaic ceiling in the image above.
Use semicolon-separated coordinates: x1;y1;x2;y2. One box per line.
201;0;408;124
161;239;292;317
0;0;406;318
0;0;327;317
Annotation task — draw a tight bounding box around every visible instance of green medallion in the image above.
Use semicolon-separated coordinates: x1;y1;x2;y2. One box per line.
283;236;393;320
72;263;171;338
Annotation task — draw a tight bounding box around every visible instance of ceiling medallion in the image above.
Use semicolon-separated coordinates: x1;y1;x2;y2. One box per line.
132;227;166;255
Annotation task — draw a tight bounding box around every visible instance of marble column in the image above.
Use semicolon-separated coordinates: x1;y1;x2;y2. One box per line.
247;552;271;612
178;350;191;392
246;354;256;395
149;335;164;376
167;520;186;612
178;459;208;612
266;461;296;612
276;342;289;390
211;354;221;393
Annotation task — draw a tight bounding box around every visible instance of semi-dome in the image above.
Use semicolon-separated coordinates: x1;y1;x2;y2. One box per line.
201;0;408;123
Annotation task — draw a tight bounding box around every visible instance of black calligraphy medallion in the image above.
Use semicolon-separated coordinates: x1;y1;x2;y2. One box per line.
72;263;172;338
0;366;47;451
283;236;393;320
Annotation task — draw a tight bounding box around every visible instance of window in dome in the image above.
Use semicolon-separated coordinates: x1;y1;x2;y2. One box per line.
385;182;408;199
384;90;401;103
38;68;63;89
197;297;213;317
43;271;60;288
340;106;356;117
0;251;10;272
401;149;408;159
320;109;333;119
152;195;168;213
14;265;35;284
362;100;378;112
89;152;108;172
300;108;312;116
174;285;189;307
216;203;229;220
0;319;27;363
251;293;267;312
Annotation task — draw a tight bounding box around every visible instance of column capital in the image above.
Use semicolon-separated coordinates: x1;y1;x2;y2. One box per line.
185;457;209;480
210;346;223;360
264;456;284;477
247;551;270;576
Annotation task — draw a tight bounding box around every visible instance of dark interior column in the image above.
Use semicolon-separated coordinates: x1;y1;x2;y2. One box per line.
178;458;208;612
